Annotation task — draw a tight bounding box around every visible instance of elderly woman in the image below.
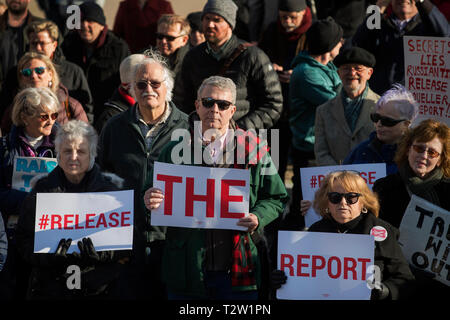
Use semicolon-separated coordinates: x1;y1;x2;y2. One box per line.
1;52;88;134
344;84;419;175
273;171;415;300
373;119;449;300
0;87;59;299
16;120;127;299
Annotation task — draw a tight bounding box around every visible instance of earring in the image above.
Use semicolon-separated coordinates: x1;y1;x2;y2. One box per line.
48;80;53;88
325;208;329;214
362;207;368;213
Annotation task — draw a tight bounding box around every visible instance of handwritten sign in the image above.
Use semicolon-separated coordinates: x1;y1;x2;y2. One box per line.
34;190;134;253
277;230;374;300
151;162;249;231
300;163;387;227
12;156;57;192
399;195;449;286
404;36;450;126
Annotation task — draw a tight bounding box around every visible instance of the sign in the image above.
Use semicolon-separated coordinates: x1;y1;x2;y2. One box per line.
399;195;449;286
151;162;250;231
277;230;374;300
404;36;450;127
300;163;387;227
34;190;134;253
12;156;57;192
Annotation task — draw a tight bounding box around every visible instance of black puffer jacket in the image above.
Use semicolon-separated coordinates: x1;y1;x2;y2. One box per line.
173;35;283;130
16;164;127;299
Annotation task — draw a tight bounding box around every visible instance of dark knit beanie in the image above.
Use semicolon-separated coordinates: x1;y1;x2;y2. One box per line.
306;17;343;55
334;47;376;68
187;11;203;32
279;0;307;12
79;1;106;26
202;0;238;30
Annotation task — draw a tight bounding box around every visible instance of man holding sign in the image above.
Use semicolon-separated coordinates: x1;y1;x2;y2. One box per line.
144;76;288;300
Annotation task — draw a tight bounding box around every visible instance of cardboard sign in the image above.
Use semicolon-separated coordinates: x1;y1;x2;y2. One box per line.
151;162;250;231
12;156;57;192
404;36;450;127
300;163;387;227
399;195;449;286
277;230;374;300
34;190;134;253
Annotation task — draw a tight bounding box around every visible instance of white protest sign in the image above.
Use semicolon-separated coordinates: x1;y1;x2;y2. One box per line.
277;230;374;300
151;162;249;231
300;163;387;227
34;190;134;253
404;36;450;127
12;156;57;192
399;195;449;286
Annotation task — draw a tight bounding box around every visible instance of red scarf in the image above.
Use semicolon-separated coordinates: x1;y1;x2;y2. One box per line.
118;85;136;106
277;6;312;42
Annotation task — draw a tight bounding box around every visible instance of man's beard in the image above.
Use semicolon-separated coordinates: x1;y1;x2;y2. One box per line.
8;2;28;15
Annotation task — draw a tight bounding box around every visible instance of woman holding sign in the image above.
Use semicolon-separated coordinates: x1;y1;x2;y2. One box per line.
272;171;415;300
0;87;59;299
373;119;449;299
16;120;128;299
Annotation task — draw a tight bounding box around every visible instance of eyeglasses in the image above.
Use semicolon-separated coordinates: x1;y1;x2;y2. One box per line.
327;192;362;205
21;67;46;77
411;144;441;159
370;113;406;127
135;80;163;90
201;97;233;110
39;112;58;121
156;33;186;42
30;41;53;47
340;65;367;73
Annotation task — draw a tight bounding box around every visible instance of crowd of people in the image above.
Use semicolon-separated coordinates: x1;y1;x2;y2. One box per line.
0;0;449;302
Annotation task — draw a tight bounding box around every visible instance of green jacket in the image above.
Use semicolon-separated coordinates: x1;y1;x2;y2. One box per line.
97;103;189;245
155;119;288;297
289;51;341;152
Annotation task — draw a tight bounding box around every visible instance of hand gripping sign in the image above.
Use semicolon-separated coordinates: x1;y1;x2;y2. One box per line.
300;163;387;227
151;162;250;231
34;190;134;253
12;156;58;192
277;230;375;300
399;195;449;286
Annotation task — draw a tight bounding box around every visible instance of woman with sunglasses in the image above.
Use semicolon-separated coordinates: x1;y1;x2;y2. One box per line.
344;84;419;175
272;171;415;300
0;87;60;298
0;52;88;135
372;119;449;300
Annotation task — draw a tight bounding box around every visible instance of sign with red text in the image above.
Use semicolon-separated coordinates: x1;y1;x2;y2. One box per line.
301;163;387;227
12;156;58;192
34;190;134;253
151;162;249;231
277;230;374;300
404;36;450;126
399;195;449;286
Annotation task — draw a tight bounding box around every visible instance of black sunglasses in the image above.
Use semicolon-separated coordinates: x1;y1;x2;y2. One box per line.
156;33;186;42
21;67;46;77
136;80;163;90
201;97;233;110
327;192;362;205
370;113;406;127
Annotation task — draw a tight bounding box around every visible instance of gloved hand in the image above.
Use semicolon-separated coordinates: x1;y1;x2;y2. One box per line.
75;237;115;265
54;238;72;264
371;282;390;300
271;269;287;289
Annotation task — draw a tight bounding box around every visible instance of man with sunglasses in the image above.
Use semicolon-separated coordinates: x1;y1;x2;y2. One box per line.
174;0;283;130
315;47;379;166
97;50;189;299
345;84;419;174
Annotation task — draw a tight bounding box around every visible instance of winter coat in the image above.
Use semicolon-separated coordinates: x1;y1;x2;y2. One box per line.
0;125;57;218
174;35;283;130
289;51;342;152
61;27;130;125
0;214;6;271
157;115;288;298
344;131;398;175
16;164;127;299
309;212;415;300
314;87;379;165
113;0;174;53
352;4;449;95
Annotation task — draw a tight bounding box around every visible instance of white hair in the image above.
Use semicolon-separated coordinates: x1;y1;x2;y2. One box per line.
119;54;147;85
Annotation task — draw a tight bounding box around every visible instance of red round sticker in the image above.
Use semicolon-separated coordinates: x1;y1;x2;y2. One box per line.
370;226;388;241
